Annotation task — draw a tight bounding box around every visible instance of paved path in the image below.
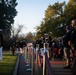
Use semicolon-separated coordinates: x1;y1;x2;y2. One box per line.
51;63;72;75
50;59;75;75
17;54;31;75
17;54;73;75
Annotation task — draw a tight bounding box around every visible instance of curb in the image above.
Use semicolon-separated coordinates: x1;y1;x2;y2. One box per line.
13;54;19;75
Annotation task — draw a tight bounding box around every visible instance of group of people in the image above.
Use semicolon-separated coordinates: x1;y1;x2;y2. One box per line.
33;19;76;74
11;40;27;55
62;19;76;74
4;19;75;75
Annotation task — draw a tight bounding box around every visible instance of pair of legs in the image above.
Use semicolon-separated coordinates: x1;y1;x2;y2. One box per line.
71;49;76;75
63;47;71;68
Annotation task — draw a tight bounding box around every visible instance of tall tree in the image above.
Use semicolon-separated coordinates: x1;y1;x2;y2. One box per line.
64;0;76;25
45;2;66;37
36;2;66;38
0;0;18;36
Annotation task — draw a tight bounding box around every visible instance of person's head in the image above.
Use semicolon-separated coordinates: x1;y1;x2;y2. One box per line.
71;19;76;28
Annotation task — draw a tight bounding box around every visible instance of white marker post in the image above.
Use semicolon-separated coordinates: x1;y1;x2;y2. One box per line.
0;47;2;60
0;29;3;60
43;43;49;75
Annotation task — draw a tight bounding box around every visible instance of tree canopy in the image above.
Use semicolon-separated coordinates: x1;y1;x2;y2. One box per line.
0;0;18;36
36;0;76;38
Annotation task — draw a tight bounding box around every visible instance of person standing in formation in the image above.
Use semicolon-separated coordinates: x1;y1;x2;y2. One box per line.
69;19;76;74
63;25;71;68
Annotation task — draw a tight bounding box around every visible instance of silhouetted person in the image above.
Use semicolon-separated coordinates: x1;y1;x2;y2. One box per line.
63;25;71;68
69;19;76;74
12;43;15;56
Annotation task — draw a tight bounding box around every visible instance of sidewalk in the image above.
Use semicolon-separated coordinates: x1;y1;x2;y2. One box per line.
17;54;31;75
16;54;73;75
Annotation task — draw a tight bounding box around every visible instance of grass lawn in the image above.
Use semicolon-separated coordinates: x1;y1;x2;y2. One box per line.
0;51;18;75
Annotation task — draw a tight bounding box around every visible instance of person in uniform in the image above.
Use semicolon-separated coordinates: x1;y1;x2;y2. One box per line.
69;19;76;74
63;25;71;68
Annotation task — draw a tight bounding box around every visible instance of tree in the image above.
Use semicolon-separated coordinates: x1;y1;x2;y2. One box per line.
64;0;76;25
3;24;24;49
11;24;24;42
0;0;18;36
45;2;66;37
36;1;66;38
25;32;34;42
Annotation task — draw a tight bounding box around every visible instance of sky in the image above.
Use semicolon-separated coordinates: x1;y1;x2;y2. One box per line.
14;0;69;34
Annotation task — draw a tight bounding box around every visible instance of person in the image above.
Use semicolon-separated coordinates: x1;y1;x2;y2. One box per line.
63;25;71;68
19;41;23;54
69;19;76;74
48;35;52;59
15;41;19;54
12;43;15;56
58;38;64;60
